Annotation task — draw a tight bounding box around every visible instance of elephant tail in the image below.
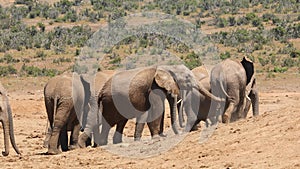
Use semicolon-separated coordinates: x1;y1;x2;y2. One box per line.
52;96;58;128
219;80;230;99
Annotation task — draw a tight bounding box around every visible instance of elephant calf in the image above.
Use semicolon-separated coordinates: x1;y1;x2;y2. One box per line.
0;82;21;156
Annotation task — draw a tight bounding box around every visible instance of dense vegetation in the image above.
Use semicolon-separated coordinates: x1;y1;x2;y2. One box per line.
0;0;299;76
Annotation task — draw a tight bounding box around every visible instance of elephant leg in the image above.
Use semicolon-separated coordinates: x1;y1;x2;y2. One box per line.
47;102;71;155
43;126;52;148
134;123;145;141
147;115;162;138
91;125;100;147
98;119;112;146
183;94;197;132
113;119;128;144
69;123;80;150
159;110;167;137
191;118;201;131
222;102;236;123
250;89;259;116
59;124;68;152
134;111;147;141
242;96;251;118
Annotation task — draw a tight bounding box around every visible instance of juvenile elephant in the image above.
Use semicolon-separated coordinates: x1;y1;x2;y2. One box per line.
181;66;212;131
210;57;259;124
79;66;181;146
0;83;21;156
44;74;89;155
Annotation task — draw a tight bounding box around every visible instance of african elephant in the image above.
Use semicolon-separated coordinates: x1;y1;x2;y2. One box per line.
44;73;89;155
0;82;21;156
210;57;259;124
180;65;212;131
160;65;223;132
132;65;224;140
79;66;181;146
44;71;112;151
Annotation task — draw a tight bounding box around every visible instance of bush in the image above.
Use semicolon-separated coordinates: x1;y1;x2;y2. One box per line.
21;64;60;77
273;66;288;73
290;50;300;58
220;51;231;60
0;65;17;76
282;58;295;67
184;52;202;69
258;57;269;66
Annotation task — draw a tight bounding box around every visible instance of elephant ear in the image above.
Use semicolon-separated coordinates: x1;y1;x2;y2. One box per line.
241;56;254;85
154;69;179;96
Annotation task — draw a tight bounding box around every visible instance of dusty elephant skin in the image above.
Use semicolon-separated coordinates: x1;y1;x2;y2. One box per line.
210;57;259;124
79;66;180;146
44;74;88;155
0;82;21;156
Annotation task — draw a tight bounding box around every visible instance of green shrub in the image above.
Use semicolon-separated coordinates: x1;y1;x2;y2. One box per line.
21;64;60;77
258;56;269;66
273;66;288;73
290;50;300;58
0;65;17;76
282;58;295;67
220;51;231;60
184;52;202;69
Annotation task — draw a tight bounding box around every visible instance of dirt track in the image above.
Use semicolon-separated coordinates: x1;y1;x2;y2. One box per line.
0;73;299;169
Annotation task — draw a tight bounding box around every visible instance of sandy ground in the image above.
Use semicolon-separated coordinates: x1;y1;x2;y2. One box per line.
0;73;299;169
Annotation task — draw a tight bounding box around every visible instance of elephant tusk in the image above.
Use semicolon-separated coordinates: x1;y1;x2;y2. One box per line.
177;99;182;104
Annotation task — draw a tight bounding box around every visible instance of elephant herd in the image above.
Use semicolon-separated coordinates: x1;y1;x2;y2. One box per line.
0;57;259;156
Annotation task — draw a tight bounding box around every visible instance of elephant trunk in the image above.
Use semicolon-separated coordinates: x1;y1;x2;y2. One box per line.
78;95;98;148
196;83;225;102
171;94;179;134
7;104;21;155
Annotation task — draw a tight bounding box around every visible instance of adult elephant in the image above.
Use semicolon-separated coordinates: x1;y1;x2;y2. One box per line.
44;74;89;155
44;70;114;153
132;65;224;140
210;57;259;124
0;82;21;156
79;66;181;146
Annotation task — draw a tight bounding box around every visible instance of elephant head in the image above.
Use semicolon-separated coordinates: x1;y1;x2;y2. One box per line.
0;83;21;156
154;68;180;134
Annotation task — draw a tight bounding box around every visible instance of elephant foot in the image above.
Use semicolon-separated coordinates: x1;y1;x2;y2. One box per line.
92;142;98;148
190;125;199;131
68;144;79;150
159;133;167;137
134;137;141;141
98;139;108;146
222;114;230;124
47;148;61;155
78;133;89;148
43;141;49;148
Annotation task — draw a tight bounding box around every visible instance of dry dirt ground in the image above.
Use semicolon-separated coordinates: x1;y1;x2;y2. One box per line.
0;72;299;169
